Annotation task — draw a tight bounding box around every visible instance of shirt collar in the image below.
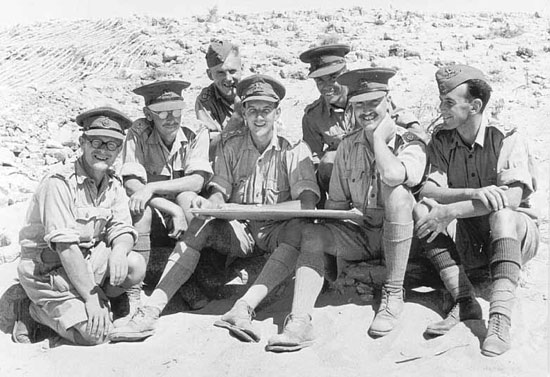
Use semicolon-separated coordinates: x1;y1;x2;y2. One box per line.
244;127;281;152
212;83;234;109
451;116;488;149
148;126;187;148
74;158;114;189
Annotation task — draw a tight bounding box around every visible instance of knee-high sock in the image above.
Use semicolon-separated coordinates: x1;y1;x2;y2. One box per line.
290;249;325;316
147;242;200;312
383;221;413;291
489;237;521;319
240;243;299;309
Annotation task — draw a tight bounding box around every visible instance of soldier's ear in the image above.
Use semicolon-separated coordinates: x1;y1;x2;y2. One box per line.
470;98;483;114
206;69;213;81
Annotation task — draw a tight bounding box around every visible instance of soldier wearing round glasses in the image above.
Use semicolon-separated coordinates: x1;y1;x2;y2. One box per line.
119;81;212;329
15;107;145;345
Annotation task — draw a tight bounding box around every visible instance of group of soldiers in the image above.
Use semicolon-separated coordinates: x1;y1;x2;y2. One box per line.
13;39;539;358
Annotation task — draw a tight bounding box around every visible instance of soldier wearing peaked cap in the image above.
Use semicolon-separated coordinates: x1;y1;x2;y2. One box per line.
113;81;212;336
195;39;243;160
299;44;352;206
15;107;145;345
414;64;539;357
112;73;321;342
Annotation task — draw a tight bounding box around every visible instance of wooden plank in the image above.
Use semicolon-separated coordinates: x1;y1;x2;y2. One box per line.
190;207;364;221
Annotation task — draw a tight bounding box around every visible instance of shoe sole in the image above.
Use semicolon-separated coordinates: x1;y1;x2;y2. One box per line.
213;320;260;343
109;330;155;343
265;341;314;353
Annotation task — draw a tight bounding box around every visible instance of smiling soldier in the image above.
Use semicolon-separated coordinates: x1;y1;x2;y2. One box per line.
16;107;144;345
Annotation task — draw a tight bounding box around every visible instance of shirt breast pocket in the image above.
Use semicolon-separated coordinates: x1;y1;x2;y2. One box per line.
265;178;290;204
347;169;367;203
75;207;112;244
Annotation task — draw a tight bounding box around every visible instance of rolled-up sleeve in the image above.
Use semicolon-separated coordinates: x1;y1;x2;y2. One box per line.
328;141;351;208
208;142;234;200
39;177;80;248
398;141;427;187
105;182;137;246
285;141;320;200
426;136;449;188
184;127;213;178
497;132;535;199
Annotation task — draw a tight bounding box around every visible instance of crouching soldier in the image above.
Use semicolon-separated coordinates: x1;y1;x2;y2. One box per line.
121;80;212;317
110;74;320;342
415;64;539;357
16;107;145;345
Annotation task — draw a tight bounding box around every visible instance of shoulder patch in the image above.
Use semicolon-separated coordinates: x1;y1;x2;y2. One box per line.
131;118;152;135
304;98;323;114
401;123;429;144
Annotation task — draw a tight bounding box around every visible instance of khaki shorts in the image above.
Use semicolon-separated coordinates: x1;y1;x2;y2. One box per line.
183;217;292;259
18;242;111;332
448;212;540;270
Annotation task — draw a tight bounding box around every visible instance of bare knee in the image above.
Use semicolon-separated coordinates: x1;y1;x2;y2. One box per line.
489;208;521;239
412;201;429;222
382;184;414;221
124;251;147;286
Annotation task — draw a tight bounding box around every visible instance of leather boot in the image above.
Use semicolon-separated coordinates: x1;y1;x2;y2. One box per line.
368;286;404;337
266;313;315;352
482;313;512;357
425;296;482;336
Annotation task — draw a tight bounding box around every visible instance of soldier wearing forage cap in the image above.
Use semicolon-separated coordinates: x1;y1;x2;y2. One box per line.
414;64;539;357
15;108;145;345
111;74;320;342
195;39;243;159
299;44;421;207
119;80;212;324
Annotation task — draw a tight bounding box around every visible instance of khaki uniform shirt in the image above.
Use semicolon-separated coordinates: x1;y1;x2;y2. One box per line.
195;83;234;129
427;118;535;205
209;128;320;204
302;97;352;162
19;159;137;252
329;115;427;222
121;118;212;184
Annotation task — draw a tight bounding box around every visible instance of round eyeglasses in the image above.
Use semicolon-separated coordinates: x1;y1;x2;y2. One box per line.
85;138;122;151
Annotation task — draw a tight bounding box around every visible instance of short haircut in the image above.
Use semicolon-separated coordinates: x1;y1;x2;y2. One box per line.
465;79;492;113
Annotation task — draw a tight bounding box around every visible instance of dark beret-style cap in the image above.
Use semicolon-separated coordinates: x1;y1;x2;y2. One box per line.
76;106;132;140
337;68;396;102
299;44;350;78
237;74;286;104
133;80;190;111
435;64;487;95
205;39;238;68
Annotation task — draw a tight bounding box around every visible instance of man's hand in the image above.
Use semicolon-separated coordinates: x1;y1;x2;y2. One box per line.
84;290;112;340
169;209;186;239
190;196;221;220
468;186;509;211
108;249;128;286
415;198;455;243
372;113;395;144
129;186;154;215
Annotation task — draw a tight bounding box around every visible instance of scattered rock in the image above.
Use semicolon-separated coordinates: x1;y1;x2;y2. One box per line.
0;147;16;166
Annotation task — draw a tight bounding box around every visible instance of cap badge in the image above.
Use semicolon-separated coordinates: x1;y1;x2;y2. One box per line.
442;67;461;80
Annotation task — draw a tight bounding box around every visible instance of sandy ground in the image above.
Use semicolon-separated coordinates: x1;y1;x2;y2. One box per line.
0;7;548;377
